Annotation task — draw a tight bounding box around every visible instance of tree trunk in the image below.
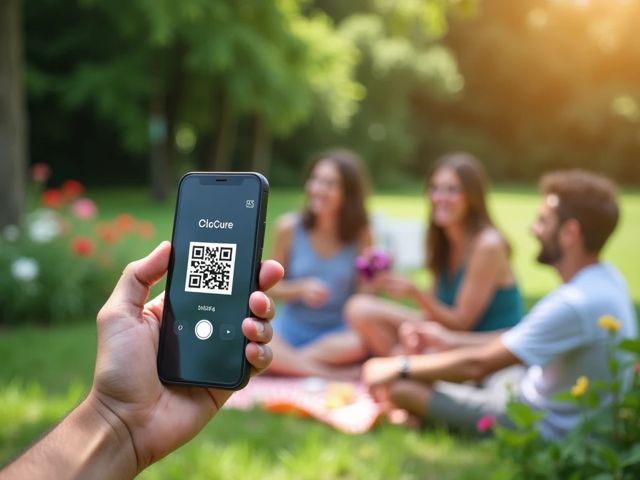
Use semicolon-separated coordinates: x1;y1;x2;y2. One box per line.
148;96;169;202
0;0;27;229
251;114;271;175
207;89;237;171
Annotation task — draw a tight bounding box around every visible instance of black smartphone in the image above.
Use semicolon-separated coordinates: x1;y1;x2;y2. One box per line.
157;172;269;389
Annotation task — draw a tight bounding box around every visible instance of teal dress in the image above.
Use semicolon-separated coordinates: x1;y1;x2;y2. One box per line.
436;269;523;331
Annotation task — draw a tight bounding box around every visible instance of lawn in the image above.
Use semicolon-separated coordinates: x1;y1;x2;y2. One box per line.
1;184;638;478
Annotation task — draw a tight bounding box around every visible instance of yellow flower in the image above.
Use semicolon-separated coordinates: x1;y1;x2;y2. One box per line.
571;376;589;398
598;315;621;333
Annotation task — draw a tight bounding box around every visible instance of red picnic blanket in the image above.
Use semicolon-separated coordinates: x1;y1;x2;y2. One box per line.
224;376;383;434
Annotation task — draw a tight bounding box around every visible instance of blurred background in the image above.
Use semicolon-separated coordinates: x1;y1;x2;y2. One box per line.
1;1;640;477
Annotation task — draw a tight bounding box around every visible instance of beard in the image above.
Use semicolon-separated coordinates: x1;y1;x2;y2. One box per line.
536;229;563;265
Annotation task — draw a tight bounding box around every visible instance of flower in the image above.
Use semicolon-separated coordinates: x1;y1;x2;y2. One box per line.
71;198;98;220
71;237;94;256
31;163;51;183
598;315;621;333
356;248;392;280
41;189;64;208
571;376;589;398
476;415;497;433
96;222;120;245
115;214;136;233
61;180;84;199
10;257;40;282
28;209;62;243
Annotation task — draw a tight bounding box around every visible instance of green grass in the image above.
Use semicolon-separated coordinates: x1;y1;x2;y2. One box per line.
1;185;639;477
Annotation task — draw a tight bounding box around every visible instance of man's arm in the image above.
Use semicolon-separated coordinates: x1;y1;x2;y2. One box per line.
362;336;522;386
0;397;137;480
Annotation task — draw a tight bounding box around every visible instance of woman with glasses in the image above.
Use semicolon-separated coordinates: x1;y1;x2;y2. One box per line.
345;152;523;357
267;149;372;378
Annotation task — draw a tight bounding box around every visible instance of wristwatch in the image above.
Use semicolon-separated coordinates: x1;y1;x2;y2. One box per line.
399;356;411;379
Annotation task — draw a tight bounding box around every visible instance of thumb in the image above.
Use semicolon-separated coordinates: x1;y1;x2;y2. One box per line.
106;241;171;314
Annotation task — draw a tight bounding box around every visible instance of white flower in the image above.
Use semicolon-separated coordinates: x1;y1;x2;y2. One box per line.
2;225;20;242
28;209;61;243
11;257;40;282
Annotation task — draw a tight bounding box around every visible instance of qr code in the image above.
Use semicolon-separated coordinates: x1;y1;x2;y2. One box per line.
185;241;236;295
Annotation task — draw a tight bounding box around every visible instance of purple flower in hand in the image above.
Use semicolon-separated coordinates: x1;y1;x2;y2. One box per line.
356;249;392;280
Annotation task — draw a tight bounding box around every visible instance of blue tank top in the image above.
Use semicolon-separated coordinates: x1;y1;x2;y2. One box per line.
436;269;523;332
273;220;359;347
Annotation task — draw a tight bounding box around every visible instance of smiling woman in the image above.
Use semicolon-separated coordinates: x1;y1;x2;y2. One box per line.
346;152;525;357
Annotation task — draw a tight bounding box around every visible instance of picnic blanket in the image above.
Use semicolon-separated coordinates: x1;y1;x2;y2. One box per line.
224;376;383;434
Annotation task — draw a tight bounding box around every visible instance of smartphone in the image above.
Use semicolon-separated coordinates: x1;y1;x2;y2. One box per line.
157;172;269;389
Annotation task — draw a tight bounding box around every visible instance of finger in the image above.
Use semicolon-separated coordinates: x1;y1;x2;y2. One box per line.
246;342;273;373
143;291;165;323
259;260;284;292
241;317;273;343
248;291;275;320
106;241;171;312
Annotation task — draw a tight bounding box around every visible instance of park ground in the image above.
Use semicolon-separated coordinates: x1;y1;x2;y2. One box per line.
1;185;638;479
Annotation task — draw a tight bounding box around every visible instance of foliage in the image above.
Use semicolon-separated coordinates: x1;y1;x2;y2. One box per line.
0;165;157;324
489;321;640;479
23;0;363;183
417;0;640;183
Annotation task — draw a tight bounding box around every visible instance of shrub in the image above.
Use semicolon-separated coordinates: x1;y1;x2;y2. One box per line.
488;316;640;479
0;164;156;325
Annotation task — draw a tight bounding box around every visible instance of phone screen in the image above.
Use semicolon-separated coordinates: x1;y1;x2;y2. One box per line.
158;172;268;389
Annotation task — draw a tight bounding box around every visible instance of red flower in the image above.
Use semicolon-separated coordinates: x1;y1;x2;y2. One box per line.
41;189;64;208
96;223;120;245
476;415;497;433
115;214;136;233
31;163;52;183
61;180;84;199
72;237;94;256
137;221;155;239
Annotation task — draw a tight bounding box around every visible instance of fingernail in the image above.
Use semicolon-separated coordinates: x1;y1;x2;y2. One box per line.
255;321;265;335
257;344;266;360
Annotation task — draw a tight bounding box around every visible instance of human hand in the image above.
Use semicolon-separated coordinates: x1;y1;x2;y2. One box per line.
299;277;330;308
399;321;453;354
88;241;284;473
379;273;418;299
361;356;402;387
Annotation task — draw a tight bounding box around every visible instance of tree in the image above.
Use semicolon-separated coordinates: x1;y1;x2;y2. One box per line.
0;0;27;229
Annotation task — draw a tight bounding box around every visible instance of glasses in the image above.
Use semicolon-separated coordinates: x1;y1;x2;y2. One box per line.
427;184;462;197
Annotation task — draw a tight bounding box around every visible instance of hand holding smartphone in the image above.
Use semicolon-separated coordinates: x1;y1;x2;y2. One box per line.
157;172;269;389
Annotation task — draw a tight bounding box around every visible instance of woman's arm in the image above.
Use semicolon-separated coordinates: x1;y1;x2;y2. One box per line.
418;229;512;331
266;214;329;307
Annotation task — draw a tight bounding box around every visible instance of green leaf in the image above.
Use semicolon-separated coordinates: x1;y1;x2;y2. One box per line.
505;401;544;428
618;338;640;355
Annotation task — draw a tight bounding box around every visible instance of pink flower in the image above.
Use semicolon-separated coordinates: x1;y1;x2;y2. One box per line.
71;198;98;220
31;163;52;183
476;415;497;433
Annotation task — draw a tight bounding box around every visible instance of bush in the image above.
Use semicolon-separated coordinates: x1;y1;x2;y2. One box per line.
488;316;640;479
0;164;156;325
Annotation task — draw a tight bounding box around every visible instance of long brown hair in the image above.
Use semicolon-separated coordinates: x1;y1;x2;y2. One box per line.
301;148;369;244
426;152;494;278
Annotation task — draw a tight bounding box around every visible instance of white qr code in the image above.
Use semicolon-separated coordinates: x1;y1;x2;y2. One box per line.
185;241;236;295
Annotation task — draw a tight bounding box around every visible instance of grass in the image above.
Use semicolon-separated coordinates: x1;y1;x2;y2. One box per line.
1;184;639;477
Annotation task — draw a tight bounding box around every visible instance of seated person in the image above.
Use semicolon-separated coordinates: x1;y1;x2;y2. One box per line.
361;169;637;439
267;149;372;378
346;152;524;356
